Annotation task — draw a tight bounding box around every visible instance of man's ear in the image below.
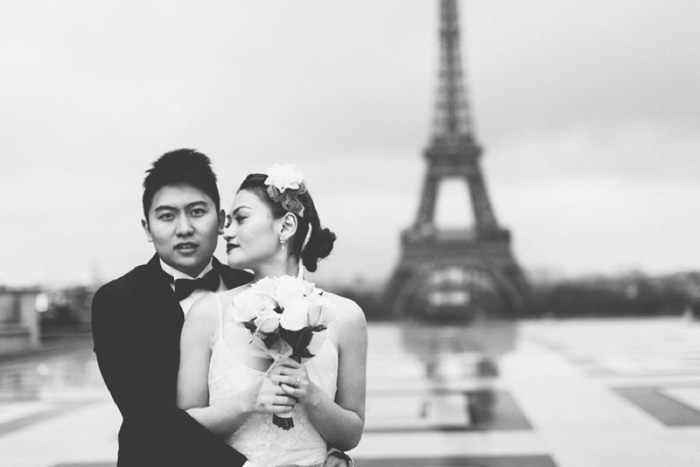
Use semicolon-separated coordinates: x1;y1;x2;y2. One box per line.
141;219;153;242
218;209;226;234
280;213;299;239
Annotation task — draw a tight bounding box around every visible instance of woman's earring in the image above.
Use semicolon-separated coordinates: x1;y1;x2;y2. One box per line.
280;236;287;250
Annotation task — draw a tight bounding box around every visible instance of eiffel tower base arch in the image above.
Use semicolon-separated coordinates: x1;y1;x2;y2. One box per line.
385;228;534;320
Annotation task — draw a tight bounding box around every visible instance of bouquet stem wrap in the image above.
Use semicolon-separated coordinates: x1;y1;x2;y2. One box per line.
257;354;299;430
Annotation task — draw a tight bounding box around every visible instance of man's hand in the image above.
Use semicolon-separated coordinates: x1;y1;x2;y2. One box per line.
323;455;346;467
324;449;354;467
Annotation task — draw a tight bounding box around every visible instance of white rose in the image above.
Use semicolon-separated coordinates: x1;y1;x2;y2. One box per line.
232;290;265;323
253;278;278;302
255;308;281;334
279;298;309;331
275;276;310;308
307;292;327;327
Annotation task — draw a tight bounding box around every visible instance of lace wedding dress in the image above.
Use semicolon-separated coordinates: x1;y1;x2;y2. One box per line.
208;294;339;467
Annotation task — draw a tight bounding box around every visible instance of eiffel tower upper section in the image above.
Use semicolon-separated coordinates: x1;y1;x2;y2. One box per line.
414;0;502;238
430;0;477;151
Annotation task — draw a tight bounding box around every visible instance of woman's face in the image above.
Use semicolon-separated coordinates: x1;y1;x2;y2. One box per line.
223;189;284;271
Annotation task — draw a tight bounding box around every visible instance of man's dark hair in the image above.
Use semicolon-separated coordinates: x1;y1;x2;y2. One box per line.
142;149;220;220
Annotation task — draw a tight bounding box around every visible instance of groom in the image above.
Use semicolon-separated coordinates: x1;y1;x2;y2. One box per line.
92;149;351;467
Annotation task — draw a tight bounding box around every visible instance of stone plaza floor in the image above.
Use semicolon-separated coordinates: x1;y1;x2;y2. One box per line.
1;317;700;466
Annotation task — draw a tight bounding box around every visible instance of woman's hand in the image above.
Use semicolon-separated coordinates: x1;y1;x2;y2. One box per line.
239;378;296;415
274;358;322;407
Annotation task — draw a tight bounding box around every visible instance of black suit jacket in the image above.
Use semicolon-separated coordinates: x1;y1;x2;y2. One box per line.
92;254;253;467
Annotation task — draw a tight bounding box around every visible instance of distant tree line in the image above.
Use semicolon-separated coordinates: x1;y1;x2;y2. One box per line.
531;271;698;318
31;271;700;326
335;271;700;321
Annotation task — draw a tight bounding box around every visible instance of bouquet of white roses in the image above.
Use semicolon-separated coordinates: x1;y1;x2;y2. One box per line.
230;275;333;429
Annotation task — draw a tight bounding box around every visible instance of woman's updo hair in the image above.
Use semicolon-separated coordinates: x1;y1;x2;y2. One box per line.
238;173;337;272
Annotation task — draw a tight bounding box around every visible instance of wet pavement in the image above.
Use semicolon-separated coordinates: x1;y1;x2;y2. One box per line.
2;318;700;466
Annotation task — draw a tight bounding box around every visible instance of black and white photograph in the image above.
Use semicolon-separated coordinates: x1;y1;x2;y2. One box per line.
1;1;700;466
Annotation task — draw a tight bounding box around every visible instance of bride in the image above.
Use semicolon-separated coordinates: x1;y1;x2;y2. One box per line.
177;165;367;467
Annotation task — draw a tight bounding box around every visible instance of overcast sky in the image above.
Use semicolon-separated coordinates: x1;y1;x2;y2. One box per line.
1;0;699;288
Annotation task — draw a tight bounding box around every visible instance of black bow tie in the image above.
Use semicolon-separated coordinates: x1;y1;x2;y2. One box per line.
171;269;220;301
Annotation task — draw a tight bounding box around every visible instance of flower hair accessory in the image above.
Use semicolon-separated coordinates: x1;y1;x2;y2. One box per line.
264;164;307;217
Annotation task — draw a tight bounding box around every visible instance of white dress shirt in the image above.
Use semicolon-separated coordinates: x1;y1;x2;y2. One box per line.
160;259;226;316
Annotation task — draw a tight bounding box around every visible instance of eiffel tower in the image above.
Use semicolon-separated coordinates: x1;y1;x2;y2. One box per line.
385;0;532;319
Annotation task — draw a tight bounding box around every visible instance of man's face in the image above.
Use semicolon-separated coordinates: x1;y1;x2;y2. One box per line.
142;184;224;277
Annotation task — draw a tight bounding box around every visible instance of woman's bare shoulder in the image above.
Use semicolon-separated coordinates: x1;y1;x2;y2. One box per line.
187;285;248;323
183;293;219;332
323;292;367;327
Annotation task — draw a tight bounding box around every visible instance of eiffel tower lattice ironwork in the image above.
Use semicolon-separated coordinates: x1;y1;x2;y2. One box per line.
385;0;532;319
